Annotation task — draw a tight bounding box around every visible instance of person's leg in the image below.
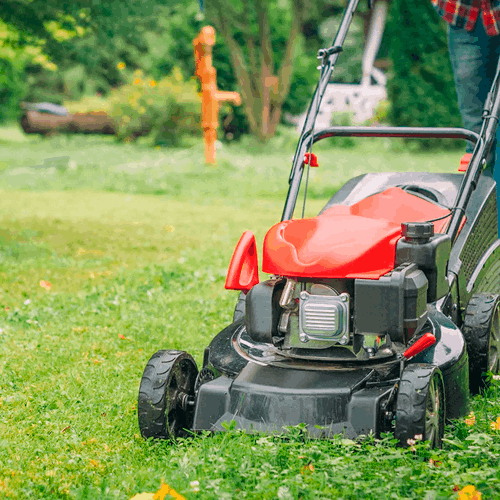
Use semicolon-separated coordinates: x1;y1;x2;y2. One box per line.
448;21;492;152
487;30;500;237
449;21;500;237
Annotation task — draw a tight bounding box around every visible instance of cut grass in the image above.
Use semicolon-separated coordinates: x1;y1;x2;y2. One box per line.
0;125;499;499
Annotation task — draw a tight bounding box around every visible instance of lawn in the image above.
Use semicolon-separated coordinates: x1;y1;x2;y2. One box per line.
0;124;499;499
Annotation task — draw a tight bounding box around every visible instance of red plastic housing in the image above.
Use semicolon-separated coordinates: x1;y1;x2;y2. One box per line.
403;333;436;359
225;231;259;292
459;153;472;172
304;152;319;167
262;187;451;279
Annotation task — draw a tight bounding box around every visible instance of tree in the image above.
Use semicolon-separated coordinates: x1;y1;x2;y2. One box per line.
385;0;462;134
0;1;173;57
204;0;320;142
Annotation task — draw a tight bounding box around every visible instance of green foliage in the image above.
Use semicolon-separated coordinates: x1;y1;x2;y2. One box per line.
0;59;25;122
0;20;59;122
386;0;462;136
109;67;201;147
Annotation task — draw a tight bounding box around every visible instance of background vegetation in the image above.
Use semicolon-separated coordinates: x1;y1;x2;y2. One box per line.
0;0;463;145
386;0;462;130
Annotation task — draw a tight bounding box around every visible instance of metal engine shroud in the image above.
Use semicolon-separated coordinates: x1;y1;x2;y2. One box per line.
299;290;350;343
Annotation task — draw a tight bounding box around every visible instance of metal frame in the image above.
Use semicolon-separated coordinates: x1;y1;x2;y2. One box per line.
282;0;500;251
282;126;480;222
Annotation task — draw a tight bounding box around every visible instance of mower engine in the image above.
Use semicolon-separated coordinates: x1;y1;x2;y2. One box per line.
245;261;428;361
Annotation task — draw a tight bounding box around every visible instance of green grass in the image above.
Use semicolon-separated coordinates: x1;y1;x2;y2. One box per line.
0;124;499;499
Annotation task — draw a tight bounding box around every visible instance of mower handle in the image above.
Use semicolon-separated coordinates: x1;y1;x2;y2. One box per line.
311;126;479;144
281;126;480;222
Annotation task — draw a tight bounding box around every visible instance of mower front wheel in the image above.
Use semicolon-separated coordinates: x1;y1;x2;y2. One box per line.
138;350;198;439
395;364;445;449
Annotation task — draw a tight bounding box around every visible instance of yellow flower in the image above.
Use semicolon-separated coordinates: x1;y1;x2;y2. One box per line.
465;412;476;426
458;485;482;500
150;80;157;87
153;483;185;500
490;416;500;430
138;107;146;115
133;78;142;85
117;62;126;70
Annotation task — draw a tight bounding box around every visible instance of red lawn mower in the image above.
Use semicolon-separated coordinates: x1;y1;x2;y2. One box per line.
138;0;500;447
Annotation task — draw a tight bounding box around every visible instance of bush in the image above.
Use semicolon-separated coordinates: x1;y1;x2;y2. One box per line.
385;0;463;147
0;59;25;123
109;66;201;146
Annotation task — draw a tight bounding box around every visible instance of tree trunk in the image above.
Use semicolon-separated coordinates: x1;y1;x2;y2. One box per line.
207;0;305;142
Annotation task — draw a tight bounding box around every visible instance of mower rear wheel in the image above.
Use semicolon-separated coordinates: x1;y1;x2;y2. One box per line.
463;293;500;394
395;364;445;448
138;350;198;439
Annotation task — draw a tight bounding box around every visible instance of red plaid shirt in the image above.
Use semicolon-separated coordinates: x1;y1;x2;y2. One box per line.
431;0;500;35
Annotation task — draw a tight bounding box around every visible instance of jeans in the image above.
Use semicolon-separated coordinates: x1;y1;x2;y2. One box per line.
448;21;500;236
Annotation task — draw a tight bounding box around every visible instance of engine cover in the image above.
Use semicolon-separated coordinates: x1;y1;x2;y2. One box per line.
353;262;428;344
299;291;350;343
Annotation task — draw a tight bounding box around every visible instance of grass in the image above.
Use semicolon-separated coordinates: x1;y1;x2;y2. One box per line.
0;123;499;499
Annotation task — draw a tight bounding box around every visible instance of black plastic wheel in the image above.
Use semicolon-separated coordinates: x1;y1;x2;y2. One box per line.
138;350;198;439
395;364;445;448
233;291;246;323
463;293;500;394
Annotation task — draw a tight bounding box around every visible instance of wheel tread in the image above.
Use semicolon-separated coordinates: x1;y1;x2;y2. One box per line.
462;293;500;393
395;364;445;448
137;349;198;439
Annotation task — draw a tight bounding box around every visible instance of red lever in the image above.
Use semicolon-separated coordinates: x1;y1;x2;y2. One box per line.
403;333;436;359
304;152;319;167
459;153;472;172
225;231;259;292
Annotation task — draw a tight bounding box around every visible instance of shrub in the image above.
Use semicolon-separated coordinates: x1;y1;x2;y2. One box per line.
109;66;201;146
0;58;25;123
385;0;463;143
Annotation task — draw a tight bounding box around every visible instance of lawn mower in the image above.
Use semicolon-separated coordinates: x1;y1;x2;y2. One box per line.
137;0;500;447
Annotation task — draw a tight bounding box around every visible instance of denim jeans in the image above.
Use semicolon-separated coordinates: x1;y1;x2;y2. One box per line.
448;21;500;236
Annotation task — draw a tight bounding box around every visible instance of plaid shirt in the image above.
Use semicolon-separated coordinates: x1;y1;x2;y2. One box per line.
431;0;500;35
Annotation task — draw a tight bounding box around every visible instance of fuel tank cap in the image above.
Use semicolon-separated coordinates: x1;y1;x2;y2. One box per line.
401;221;434;243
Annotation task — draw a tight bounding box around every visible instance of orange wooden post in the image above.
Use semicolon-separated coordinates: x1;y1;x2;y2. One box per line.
193;26;241;164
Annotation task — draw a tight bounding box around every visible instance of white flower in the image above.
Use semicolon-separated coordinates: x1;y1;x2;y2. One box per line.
24;299;31;305
190;480;200;493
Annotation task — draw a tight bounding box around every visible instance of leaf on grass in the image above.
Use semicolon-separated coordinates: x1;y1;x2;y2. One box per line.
39;280;52;291
442;438;465;449
129;494;155;500
465;433;492;444
300;461;314;474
